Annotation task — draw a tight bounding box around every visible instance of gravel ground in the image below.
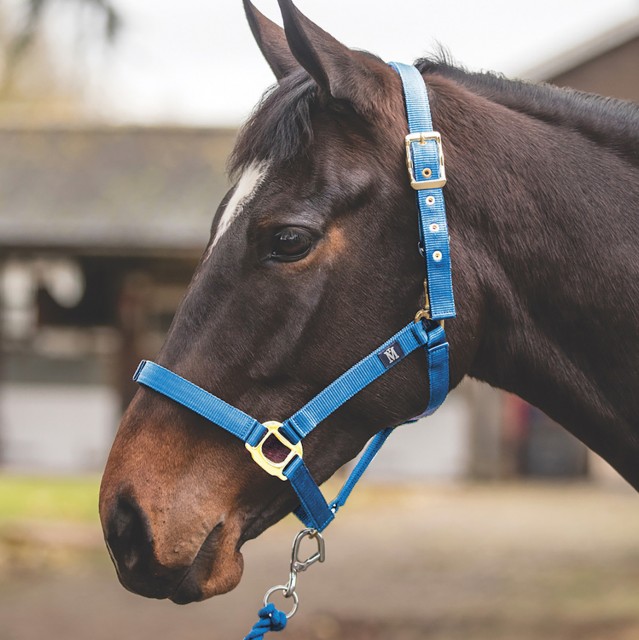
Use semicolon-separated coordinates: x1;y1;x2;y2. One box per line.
1;481;639;640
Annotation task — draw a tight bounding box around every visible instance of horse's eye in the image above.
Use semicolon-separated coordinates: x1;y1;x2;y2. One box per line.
271;227;313;262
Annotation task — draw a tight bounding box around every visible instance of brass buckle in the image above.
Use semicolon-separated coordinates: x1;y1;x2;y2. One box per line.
405;131;447;190
245;421;303;481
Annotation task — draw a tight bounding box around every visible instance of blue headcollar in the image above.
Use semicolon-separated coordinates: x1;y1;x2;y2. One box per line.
133;62;456;533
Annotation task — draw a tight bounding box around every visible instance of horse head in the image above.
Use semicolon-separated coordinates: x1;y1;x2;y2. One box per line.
99;0;481;604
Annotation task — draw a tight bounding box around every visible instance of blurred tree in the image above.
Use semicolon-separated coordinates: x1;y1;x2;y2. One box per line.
0;0;122;121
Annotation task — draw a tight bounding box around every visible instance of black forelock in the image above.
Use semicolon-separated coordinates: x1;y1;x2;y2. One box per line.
229;70;318;179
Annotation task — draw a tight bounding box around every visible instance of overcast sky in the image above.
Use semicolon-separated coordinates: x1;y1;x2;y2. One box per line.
40;0;639;125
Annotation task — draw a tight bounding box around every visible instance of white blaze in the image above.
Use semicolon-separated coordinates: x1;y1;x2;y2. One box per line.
206;161;268;258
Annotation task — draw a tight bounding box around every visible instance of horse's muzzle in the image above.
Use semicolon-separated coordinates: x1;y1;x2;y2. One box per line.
102;493;190;599
101;487;245;603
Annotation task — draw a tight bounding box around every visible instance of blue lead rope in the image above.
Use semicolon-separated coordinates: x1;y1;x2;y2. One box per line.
243;604;287;640
133;62;456;638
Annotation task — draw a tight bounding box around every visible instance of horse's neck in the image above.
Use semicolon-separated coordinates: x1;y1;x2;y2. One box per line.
439;77;639;487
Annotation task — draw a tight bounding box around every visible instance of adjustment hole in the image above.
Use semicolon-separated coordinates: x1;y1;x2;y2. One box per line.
433;251;443;262
422;168;432;179
426;196;435;205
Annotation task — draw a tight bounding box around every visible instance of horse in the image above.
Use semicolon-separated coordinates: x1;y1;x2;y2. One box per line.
99;0;639;608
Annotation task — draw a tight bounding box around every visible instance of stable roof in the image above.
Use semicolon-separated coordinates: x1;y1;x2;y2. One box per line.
0;126;236;254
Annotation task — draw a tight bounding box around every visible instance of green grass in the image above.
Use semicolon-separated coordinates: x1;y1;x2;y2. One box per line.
0;475;100;523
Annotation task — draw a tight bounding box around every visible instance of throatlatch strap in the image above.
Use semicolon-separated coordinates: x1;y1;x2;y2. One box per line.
331;427;393;514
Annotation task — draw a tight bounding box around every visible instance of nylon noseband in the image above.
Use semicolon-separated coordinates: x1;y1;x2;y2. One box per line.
133;62;456;533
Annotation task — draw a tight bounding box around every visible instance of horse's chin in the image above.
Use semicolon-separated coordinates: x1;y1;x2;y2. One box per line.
166;519;246;604
168;501;292;604
169;549;244;604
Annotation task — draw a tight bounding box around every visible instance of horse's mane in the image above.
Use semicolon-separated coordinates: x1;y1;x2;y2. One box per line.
230;56;639;178
416;57;639;167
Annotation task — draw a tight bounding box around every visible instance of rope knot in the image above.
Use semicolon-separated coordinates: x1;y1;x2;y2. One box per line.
265;604;287;631
243;603;288;640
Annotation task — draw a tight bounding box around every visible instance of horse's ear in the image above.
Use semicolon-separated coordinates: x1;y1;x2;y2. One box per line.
277;0;390;113
243;0;299;81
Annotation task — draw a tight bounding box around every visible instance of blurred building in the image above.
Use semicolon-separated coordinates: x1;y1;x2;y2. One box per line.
0;127;235;470
524;17;639;103
0;18;637;476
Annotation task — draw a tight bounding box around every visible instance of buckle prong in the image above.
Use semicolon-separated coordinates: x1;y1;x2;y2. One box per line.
405;131;447;190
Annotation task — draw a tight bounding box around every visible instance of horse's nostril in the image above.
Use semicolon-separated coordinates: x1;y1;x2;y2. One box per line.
106;495;152;573
102;492;194;599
